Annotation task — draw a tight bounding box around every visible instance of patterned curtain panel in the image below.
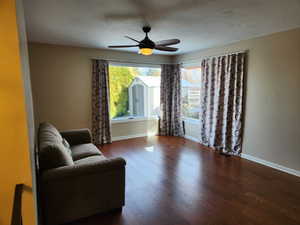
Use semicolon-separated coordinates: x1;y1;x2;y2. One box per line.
159;64;183;136
199;53;246;155
91;59;112;145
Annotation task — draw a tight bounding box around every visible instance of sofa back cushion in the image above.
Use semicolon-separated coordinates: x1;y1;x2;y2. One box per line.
38;122;74;170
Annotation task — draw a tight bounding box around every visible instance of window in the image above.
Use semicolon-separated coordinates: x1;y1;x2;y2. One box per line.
109;65;161;120
181;66;201;120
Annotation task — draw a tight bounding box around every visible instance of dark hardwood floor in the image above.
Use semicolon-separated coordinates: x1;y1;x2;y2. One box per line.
67;136;300;225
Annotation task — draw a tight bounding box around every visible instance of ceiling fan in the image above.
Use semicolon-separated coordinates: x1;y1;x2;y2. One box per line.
108;26;180;55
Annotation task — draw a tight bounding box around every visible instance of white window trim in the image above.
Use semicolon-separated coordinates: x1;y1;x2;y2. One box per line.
109;62;160;69
111;116;159;124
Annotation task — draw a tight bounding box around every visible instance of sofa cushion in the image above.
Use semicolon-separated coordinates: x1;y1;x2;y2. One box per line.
71;143;102;161
74;155;107;165
39;122;63;142
39;122;74;170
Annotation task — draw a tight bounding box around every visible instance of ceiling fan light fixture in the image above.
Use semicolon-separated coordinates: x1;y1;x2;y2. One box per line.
139;48;153;56
108;26;180;54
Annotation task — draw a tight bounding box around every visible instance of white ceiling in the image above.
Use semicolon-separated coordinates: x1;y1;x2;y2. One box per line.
24;0;300;55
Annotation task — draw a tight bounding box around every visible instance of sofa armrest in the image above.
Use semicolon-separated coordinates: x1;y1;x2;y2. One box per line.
42;157;126;181
60;128;92;146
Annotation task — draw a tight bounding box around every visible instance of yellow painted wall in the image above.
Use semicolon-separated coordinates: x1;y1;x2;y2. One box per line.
0;0;35;224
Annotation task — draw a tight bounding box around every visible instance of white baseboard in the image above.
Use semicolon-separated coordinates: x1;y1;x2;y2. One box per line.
184;135;200;143
112;132;157;142
241;153;300;177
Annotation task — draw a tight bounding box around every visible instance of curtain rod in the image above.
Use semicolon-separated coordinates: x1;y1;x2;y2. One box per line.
90;57;180;66
90;49;248;66
180;50;248;65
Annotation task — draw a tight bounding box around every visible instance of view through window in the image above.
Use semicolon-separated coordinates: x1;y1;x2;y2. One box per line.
109;65;161;119
181;66;201;120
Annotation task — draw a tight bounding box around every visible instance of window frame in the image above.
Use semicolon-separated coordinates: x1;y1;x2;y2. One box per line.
181;64;202;122
110;115;159;124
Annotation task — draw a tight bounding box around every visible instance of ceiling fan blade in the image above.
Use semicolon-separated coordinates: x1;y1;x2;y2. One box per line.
155;39;180;46
108;45;139;48
154;45;178;52
125;36;140;43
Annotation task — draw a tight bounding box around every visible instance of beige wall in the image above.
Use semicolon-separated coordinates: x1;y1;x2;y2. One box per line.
111;119;158;139
28;43;171;137
29;28;300;171
175;28;300;171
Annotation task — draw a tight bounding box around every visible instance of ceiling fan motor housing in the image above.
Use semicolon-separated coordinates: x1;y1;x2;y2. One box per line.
139;36;155;49
142;26;151;33
139;26;155;49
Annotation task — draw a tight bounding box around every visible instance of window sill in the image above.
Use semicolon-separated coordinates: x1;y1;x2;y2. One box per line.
111;116;159;124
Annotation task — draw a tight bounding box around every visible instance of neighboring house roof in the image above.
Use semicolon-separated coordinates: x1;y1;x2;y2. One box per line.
131;76;199;88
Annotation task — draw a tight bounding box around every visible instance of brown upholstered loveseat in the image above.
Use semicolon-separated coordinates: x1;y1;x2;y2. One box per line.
38;122;126;225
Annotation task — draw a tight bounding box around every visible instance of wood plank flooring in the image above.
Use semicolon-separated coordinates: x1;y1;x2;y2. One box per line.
67;136;300;225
